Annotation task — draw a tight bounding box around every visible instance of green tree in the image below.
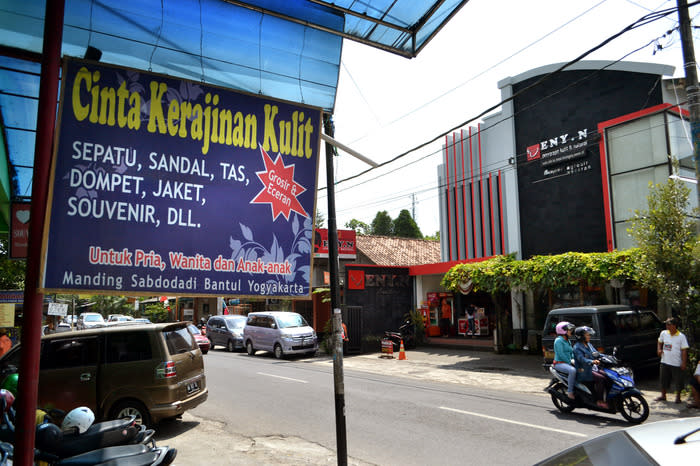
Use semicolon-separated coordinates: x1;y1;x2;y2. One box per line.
91;295;133;317
315;209;326;228
0;237;26;289
345;219;371;235
392;209;423;238
424;231;440;241
371;210;393;236
627;176;700;336
143;303;169;323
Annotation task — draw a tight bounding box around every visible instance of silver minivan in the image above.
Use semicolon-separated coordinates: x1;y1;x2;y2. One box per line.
243;311;318;359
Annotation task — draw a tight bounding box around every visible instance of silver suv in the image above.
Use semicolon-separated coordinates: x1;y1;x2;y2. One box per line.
243;311;317;359
77;312;106;330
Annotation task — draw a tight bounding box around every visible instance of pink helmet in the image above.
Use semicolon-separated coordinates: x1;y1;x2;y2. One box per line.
555;321;575;335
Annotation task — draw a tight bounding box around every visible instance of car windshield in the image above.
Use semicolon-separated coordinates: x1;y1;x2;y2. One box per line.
537;430;655;465
85;315;104;322
225;317;246;329
276;313;308;329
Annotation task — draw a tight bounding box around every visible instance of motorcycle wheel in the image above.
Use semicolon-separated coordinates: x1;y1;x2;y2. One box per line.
551;383;575;413
618;393;649;424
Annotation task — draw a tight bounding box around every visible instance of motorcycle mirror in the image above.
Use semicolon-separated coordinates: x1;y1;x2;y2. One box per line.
613;346;618;356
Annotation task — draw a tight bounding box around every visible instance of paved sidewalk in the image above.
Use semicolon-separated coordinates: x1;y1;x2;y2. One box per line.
160;347;699;464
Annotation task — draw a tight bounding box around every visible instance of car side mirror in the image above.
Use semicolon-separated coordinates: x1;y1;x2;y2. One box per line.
270;323;277;329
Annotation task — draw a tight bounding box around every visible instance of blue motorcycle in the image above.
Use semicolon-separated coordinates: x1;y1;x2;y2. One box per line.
545;351;649;424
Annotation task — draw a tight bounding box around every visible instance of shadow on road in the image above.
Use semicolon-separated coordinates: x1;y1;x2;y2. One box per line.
154;417;201;441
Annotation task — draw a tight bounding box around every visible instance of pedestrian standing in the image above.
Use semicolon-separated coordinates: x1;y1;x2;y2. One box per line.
440;298;451;337
655;317;688;404
0;330;11;357
687;361;700;409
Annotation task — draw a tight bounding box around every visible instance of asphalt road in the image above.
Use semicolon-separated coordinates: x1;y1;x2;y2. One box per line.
190;349;643;465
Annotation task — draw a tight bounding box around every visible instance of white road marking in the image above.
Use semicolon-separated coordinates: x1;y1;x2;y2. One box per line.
439;406;588;438
257;372;308;384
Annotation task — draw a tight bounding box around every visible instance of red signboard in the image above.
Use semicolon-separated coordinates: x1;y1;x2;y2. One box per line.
10;203;30;259
347;269;365;290
313;229;357;259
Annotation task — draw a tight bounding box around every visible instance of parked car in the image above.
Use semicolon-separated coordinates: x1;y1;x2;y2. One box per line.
542;305;664;370
107;314;134;323
187;324;211;354
0;322;208;427
206;315;247;352
535;416;700;465
77;312;106;330
243;311;317;359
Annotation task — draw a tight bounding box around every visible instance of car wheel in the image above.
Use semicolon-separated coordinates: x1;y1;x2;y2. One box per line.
246;341;256;356
110;399;152;428
201;349;208;355
208;337;215;350
227;340;235;352
274;344;284;359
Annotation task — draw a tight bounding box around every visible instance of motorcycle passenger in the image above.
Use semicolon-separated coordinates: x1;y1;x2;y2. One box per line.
553;321;576;399
574;326;608;409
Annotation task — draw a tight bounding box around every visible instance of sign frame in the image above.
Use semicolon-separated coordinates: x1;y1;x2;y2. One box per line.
39;57;322;298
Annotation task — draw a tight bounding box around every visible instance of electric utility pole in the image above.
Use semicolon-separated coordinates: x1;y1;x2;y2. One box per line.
323;114;347;466
677;0;700;233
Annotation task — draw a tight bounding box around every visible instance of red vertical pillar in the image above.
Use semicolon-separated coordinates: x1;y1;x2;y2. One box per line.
498;170;505;254
478;123;486;258
452;132;460;259
16;1;64;463
459;131;469;259
444;135;453;260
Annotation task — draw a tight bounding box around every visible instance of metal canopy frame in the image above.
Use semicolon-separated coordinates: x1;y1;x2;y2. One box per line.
226;0;470;58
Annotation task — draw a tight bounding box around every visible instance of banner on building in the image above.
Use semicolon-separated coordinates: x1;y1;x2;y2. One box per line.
10;202;30;259
313;229;357;259
40;58;321;297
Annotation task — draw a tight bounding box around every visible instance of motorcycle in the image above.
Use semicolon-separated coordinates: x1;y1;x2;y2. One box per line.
545;350;649;424
0;395;176;465
384;318;416;351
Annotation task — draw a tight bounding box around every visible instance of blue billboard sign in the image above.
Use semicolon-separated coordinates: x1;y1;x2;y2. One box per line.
40;58;321;297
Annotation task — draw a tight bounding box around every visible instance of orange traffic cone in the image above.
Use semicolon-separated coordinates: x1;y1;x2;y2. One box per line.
398;339;407;360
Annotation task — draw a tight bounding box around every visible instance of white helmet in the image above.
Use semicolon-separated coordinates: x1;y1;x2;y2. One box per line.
62;406;95;434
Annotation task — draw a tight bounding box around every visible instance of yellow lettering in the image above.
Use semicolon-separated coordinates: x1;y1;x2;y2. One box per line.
88;71;100;124
179;102;192;138
72;67;91;121
98;86;116;126
167;100;179;136
127;93;141;130
263;104;278;153
303;117;314;159
147;81;168;134
244;114;257;149
219;109;232;145
279;120;292;155
116;81;129;128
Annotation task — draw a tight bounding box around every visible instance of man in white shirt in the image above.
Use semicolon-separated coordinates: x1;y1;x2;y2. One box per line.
655;317;689;404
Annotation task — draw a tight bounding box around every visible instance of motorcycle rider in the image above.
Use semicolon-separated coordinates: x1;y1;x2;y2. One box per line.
553;321;576;399
573;326;608;409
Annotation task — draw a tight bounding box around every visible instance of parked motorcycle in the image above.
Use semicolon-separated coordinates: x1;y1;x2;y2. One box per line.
0;392;176;465
384;318;416;351
545;350;649;424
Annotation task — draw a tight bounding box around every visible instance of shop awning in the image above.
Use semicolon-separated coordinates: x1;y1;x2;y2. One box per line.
0;0;468;226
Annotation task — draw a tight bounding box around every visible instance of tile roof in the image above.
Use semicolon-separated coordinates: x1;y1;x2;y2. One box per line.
355;235;441;266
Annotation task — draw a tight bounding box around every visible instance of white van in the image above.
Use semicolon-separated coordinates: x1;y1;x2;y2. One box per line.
243;311;317;359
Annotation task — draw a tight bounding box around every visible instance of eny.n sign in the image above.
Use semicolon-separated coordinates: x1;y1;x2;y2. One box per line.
40;58;321;297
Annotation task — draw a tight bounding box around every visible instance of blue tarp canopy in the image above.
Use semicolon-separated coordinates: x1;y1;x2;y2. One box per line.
0;0;467;222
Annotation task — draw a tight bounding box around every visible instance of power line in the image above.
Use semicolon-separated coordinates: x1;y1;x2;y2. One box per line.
343;0;611;147
320;2;697;192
